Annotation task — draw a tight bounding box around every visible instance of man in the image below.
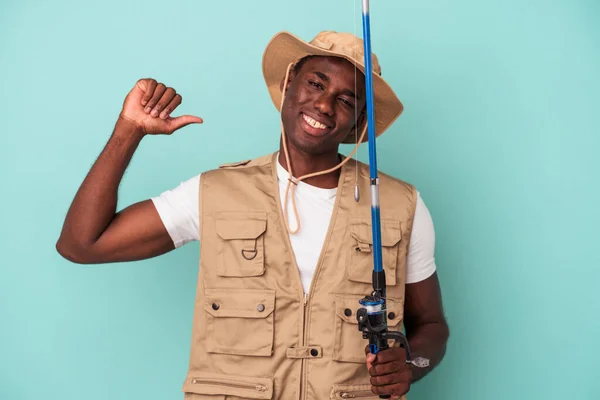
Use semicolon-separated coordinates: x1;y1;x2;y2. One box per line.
56;30;449;399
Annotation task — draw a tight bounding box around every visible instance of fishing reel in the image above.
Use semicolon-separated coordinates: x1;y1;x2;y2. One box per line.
357;291;430;398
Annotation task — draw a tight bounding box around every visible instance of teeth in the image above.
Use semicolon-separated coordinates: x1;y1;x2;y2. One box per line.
303;114;327;130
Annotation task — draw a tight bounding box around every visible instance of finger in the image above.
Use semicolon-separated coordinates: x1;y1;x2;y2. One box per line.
371;382;410;398
369;359;407;377
145;83;167;114
366;353;376;364
371;369;411;387
160;94;182;119
365;346;375;367
138;79;157;106
151;87;176;117
366;352;376;371
167;115;204;131
372;347;406;365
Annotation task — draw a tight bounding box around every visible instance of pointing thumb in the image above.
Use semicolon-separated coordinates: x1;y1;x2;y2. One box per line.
169;115;204;131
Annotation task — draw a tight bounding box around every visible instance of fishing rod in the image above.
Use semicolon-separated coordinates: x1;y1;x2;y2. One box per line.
355;1;430;397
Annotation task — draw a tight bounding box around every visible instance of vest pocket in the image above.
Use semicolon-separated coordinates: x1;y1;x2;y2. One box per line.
347;219;402;286
183;371;273;399
204;288;275;357
332;294;404;364
215;212;267;277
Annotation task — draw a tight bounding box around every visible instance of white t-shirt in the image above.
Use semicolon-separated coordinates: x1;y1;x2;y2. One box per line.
151;159;437;293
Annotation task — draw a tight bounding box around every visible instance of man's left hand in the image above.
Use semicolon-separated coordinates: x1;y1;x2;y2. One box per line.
365;346;411;399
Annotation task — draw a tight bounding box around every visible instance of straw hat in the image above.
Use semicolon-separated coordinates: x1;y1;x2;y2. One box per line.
262;30;404;144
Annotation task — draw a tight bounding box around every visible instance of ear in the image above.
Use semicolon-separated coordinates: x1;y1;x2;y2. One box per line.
354;106;366;130
347;106;367;140
280;68;297;95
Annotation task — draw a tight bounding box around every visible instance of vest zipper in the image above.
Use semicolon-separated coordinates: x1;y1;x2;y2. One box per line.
299;167;347;400
337;390;379;399
191;378;268;392
269;153;349;400
300;292;308;400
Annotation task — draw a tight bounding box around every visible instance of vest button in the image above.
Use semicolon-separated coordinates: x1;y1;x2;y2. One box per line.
388;312;396;320
344;308;352;317
212;303;220;311
257;304;265;312
310;349;319;357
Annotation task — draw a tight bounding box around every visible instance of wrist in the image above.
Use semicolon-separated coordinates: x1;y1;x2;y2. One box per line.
115;113;146;140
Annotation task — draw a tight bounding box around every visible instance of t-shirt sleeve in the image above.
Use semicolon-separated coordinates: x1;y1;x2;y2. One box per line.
150;174;201;248
405;192;437;284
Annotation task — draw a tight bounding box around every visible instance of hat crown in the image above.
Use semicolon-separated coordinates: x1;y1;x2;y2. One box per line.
309;31;381;74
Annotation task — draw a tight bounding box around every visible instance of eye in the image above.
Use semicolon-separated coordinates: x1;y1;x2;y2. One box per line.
339;98;355;108
308;80;324;90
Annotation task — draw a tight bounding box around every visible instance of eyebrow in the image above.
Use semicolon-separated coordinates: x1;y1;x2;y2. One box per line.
314;71;361;100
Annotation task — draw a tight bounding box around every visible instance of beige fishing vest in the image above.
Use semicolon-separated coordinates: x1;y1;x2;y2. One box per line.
181;152;417;400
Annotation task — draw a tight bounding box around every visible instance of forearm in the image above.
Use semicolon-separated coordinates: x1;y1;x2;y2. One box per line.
57;116;144;255
407;321;450;382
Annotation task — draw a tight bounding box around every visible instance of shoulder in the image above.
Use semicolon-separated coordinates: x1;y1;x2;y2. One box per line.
356;159;417;202
219;153;273;169
201;153;277;193
355;159;414;188
204;153;275;176
378;169;416;194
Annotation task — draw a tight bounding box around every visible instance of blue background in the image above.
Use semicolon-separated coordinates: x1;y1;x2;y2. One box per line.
1;0;599;399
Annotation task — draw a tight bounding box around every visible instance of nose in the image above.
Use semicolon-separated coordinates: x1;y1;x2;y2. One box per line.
313;92;335;117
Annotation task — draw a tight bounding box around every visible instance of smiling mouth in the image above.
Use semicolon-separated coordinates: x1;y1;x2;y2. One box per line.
302;113;330;130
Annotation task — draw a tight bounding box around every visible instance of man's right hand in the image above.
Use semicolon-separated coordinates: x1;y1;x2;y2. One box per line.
56;78;202;264
119;78;203;135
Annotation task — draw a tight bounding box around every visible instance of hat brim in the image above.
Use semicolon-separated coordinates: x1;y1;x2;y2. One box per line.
262;31;403;144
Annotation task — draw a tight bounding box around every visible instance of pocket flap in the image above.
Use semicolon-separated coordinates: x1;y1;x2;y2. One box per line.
350;219;402;247
215;212;267;240
183;372;273;399
383;298;403;327
204;288;275;319
334;294;364;324
334;294;403;327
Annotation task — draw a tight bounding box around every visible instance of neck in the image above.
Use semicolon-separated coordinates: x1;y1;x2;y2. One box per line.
278;142;342;189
